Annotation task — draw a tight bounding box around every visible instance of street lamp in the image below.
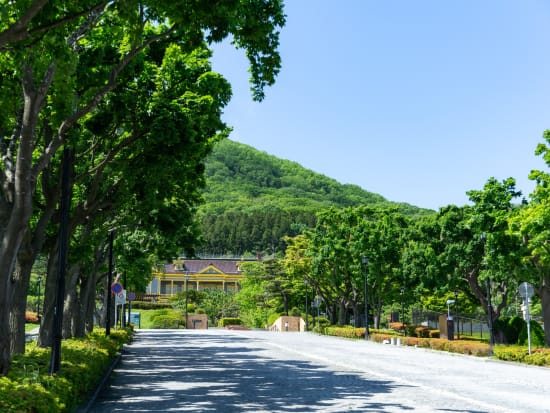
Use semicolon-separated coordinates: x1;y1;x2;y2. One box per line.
184;272;190;329
454;289;460;339
362;255;369;340
36;276;42;320
446;299;455;340
304;279;309;332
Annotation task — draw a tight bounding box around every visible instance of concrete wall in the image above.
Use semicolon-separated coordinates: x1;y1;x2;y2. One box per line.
270;316;304;332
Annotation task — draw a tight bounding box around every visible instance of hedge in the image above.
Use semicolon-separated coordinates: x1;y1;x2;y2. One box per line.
218;318;242;327
0;327;132;412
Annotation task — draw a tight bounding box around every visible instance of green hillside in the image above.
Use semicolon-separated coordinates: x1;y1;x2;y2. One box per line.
196;139;432;256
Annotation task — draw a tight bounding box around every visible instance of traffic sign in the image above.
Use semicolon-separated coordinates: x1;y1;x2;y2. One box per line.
127;292;136;301
519;282;534;299
115;290;126;305
111;282;123;294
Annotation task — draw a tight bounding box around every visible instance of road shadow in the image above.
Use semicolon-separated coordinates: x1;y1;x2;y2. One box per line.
89;330;417;412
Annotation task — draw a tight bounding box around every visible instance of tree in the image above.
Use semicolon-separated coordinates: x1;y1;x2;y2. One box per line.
0;0;285;375
510;130;550;345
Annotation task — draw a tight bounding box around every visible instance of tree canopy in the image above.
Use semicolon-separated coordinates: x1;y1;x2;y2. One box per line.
0;0;285;375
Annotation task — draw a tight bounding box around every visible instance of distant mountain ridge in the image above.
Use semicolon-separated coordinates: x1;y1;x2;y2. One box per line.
196;139;432;256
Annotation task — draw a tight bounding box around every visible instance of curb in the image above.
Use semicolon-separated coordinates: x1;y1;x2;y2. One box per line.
73;352;123;413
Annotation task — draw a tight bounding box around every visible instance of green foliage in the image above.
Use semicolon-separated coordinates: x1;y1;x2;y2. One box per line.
368;334;491;356
518;321;546;347
131;301;172;310
218;318;242;327
493;346;550;366
150;314;183;329
493;345;529;362
198;139;432;256
0;328;132;412
493;316;525;344
290;307;301;317
524;349;550;366
139;309;182;329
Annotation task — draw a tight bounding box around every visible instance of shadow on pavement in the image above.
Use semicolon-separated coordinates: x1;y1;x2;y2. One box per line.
89;330;415;412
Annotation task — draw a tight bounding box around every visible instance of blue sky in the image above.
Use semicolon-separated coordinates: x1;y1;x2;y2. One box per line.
212;1;550;211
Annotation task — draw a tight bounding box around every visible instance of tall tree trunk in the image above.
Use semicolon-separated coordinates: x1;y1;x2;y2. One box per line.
337;298;346;326
350;300;360;328
62;265;81;339
541;273;550;346
374;296;383;329
38;243;59;348
9;239;34;354
81;271;97;335
0;62;54;374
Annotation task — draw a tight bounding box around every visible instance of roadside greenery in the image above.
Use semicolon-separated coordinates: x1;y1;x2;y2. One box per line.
0;328;132;412
0;1;285;375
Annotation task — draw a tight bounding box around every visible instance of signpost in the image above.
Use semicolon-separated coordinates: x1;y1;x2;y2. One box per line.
518;282;534;355
111;282;123;295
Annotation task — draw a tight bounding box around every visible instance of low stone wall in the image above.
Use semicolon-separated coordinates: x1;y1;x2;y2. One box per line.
186;313;208;329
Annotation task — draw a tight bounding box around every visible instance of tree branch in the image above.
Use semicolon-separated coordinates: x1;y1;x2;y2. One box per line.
32;26;177;181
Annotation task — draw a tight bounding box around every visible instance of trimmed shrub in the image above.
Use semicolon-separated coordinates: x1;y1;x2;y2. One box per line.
218;318;242;327
25;312;39;323
389;322;405;333
493;345;529;362
494;316;525;344
325;326;362;339
150;314;182;329
518;321;546;348
0;327;132;412
131;301;172;310
290;307;301;317
525;348;550;366
429;329;440;338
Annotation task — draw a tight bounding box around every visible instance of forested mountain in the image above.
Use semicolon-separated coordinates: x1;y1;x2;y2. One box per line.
196;140;433;256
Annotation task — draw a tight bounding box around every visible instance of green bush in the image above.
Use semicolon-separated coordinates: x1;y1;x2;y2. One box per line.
518;321;546;347
290;307;301;317
429;329;440;338
525;349;550;366
0;328;132;412
150;314;182;329
494;316;525;344
218;318;242;327
325;326;363;339
369;333;490;356
131;301;172;310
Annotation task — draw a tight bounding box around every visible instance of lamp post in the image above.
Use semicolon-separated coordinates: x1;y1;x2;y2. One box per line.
184;272;190;329
264;290;269;330
305;279;309;332
362;255;369;340
454;289;460;339
36;276;42;320
400;287;405;331
446;299;455;340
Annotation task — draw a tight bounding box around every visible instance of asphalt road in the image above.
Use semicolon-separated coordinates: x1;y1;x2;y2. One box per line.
88;329;550;413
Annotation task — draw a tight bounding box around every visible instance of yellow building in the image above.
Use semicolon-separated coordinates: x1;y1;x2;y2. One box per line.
146;258;249;298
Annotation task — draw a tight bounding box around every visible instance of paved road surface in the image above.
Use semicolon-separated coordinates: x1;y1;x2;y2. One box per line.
88;329;550;412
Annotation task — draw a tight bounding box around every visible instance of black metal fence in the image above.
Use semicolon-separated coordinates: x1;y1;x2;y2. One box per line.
411;308;489;338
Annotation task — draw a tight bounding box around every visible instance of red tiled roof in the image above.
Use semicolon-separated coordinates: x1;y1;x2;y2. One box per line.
164;259;250;275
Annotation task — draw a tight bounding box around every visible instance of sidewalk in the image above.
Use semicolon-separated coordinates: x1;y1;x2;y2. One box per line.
25;327;39;342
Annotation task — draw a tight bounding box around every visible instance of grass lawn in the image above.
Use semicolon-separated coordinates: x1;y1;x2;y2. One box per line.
25;323;40;332
131;308;184;329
